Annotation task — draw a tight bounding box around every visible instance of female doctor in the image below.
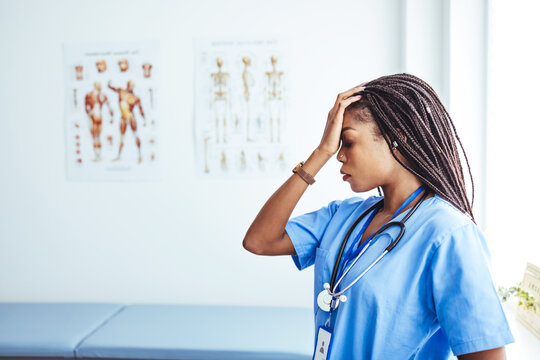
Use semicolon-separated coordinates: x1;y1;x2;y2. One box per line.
243;73;514;359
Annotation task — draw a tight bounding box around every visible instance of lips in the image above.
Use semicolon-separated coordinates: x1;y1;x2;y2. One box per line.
340;170;351;181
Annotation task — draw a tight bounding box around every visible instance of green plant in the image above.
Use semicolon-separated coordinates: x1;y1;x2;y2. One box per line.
498;282;537;313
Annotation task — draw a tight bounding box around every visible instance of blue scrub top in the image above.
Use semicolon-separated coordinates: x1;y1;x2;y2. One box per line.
286;194;514;359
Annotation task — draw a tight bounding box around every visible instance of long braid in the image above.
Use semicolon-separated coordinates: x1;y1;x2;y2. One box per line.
346;73;476;223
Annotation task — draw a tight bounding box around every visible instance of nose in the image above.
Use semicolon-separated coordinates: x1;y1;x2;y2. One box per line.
337;152;345;162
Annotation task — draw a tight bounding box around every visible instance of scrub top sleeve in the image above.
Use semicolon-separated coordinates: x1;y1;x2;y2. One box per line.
285;200;342;271
429;223;515;356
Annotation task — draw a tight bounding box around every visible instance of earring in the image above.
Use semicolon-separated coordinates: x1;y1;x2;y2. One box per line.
392;141;398;149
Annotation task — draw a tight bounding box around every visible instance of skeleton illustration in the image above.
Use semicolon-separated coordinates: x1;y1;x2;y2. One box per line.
221;150;228;172
210;57;231;144
265;55;284;143
204;136;211;173
242;56;255;141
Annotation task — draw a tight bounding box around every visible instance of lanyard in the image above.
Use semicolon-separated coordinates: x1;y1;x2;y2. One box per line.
338;204;380;274
337;185;425;286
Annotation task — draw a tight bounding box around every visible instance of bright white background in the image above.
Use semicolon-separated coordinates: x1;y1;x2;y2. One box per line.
485;2;540;355
0;0;538;356
486;0;540;286
0;0;432;306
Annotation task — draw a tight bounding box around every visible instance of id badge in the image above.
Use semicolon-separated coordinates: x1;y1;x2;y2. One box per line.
313;326;333;360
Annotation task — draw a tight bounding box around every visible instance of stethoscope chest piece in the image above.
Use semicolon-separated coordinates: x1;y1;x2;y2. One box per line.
317;283;348;312
317;289;332;312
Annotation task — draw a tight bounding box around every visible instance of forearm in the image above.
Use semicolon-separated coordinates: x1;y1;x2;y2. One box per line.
243;147;332;252
457;347;506;360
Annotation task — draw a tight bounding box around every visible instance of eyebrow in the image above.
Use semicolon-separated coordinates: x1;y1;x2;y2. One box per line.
341;127;356;136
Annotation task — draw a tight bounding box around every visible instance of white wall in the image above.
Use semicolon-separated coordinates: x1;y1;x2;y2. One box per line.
448;0;489;228
403;0;449;106
485;0;540;287
0;0;480;308
0;0;405;307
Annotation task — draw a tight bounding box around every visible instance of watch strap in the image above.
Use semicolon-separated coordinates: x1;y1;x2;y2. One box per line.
293;161;316;185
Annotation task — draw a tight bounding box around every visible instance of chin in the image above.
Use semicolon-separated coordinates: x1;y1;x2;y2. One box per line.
349;182;375;194
348;182;364;193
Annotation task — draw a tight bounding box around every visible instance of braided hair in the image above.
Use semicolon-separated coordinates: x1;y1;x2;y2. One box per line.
345;73;476;223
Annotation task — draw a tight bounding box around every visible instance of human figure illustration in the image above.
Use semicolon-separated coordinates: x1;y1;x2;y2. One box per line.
142;63;153;78
118;59;129;72
108;80;146;163
96;59;107;73
75;65;83;80
84;81;113;161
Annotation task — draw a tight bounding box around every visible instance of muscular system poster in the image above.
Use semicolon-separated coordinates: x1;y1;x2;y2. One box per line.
63;41;160;181
194;38;290;178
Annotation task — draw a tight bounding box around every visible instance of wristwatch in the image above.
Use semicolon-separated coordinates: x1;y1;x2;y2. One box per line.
292;161;316;185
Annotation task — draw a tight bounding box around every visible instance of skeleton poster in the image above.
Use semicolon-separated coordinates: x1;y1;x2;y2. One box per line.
63;41;160;181
194;38;290;178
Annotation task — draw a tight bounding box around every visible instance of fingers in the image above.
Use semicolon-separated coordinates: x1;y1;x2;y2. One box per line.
327;93;363;121
334;84;367;106
338;94;363;112
321;93;362;154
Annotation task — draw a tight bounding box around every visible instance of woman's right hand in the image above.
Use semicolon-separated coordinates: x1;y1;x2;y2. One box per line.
318;85;365;156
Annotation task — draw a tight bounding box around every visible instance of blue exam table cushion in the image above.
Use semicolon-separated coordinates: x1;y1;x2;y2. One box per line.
76;304;313;360
0;303;124;358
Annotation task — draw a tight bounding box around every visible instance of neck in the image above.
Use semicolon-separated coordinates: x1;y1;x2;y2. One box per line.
380;176;427;217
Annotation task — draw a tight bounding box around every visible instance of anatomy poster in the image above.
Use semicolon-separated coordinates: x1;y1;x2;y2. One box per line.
194;38;290;178
63;41;160;181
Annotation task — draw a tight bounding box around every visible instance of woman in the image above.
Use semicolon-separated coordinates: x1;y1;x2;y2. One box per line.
243;74;514;359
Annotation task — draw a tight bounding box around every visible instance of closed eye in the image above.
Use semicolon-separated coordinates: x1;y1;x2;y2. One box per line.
342;142;353;148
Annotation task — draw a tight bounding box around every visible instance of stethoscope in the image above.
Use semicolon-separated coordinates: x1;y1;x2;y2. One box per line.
317;186;431;313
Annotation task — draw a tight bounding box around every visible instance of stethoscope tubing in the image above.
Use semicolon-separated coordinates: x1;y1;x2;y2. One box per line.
329;190;431;296
329;200;382;288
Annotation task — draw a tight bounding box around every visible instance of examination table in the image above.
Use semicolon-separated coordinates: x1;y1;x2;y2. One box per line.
0;303;313;360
